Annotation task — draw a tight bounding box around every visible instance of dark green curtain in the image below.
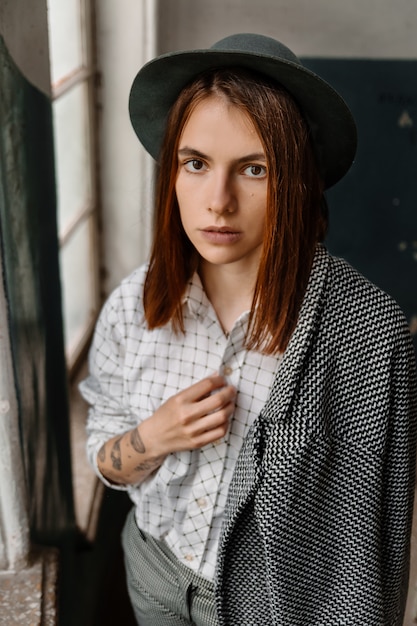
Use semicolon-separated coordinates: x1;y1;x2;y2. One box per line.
0;35;75;543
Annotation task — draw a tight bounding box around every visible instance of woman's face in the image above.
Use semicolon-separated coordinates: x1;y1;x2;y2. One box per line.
175;94;268;275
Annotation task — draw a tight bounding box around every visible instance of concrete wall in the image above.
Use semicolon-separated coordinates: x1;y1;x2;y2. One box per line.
157;0;416;58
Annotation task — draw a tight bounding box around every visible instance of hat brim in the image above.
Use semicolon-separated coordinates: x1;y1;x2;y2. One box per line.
129;48;357;188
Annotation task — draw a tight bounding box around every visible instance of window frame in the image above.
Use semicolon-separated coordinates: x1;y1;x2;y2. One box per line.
48;0;101;376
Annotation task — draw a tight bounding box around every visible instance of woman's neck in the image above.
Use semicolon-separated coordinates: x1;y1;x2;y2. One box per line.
199;261;258;335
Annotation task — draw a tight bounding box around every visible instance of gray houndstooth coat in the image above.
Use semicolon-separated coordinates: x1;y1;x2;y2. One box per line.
215;245;417;625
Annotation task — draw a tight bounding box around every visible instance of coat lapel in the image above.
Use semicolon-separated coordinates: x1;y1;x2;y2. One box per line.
261;244;331;423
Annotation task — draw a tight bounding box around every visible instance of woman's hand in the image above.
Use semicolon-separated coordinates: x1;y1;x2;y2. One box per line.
97;374;236;486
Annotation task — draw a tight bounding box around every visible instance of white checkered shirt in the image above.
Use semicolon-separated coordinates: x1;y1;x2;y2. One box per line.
80;264;280;581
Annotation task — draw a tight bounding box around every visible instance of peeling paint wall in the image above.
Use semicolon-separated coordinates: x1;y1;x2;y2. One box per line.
0;243;29;570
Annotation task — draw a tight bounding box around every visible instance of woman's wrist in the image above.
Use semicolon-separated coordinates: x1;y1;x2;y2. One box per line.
97;421;167;486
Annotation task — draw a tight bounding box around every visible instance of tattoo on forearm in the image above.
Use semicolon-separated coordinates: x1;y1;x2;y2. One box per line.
110;437;122;471
98;444;106;463
134;455;165;474
130;428;146;454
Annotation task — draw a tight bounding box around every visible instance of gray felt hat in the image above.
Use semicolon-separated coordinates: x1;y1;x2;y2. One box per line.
129;33;357;188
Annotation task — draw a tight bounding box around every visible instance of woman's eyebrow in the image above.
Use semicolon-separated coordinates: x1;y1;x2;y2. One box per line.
236;152;267;163
177;147;266;163
178;147;208;160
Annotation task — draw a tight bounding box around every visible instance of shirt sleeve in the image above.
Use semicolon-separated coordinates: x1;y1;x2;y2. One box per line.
79;278;145;490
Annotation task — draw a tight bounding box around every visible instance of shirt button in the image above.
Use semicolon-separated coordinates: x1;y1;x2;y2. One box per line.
184;554;194;562
223;365;233;376
196;497;207;508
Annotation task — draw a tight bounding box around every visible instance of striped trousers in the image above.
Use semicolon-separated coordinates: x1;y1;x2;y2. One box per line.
122;508;219;626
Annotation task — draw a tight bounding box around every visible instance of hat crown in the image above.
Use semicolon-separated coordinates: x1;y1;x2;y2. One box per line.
211;33;302;66
129;32;357;187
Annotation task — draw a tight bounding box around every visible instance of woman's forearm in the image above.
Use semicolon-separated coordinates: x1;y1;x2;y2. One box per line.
97;421;167;486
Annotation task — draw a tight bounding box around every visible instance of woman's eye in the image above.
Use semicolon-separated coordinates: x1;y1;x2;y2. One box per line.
244;164;267;178
184;159;206;172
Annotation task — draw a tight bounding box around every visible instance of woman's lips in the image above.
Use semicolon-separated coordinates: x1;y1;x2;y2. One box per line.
200;227;242;244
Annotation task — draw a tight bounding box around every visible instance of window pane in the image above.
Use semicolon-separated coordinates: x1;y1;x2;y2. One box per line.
47;0;84;84
60;218;96;357
52;82;92;236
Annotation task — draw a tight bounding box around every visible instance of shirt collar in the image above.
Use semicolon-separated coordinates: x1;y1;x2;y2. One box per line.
183;272;250;338
183;272;210;317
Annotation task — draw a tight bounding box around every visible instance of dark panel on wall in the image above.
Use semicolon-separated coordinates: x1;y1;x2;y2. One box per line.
303;58;417;353
0;36;75;542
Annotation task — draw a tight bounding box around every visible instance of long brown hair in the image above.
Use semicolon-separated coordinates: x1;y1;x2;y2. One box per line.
143;68;327;354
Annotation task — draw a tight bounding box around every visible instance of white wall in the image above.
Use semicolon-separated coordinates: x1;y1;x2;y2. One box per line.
96;0;156;294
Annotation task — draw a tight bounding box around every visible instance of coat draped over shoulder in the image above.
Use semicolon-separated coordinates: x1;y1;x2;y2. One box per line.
215;245;417;625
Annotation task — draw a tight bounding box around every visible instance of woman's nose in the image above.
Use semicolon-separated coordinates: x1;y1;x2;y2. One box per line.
208;171;236;214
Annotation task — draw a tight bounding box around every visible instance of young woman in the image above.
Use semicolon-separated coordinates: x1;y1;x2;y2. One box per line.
80;33;417;625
